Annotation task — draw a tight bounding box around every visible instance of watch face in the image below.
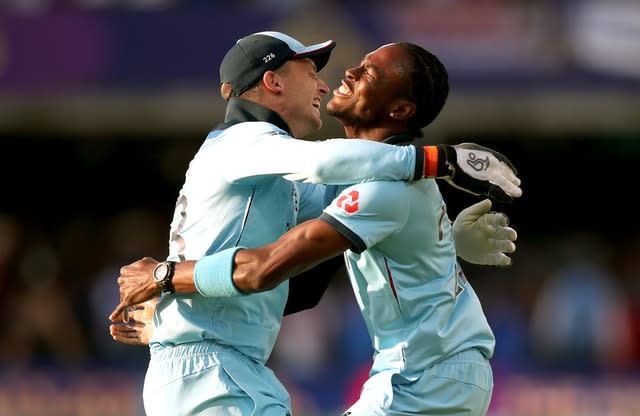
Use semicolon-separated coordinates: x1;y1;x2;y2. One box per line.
153;261;175;294
154;263;168;281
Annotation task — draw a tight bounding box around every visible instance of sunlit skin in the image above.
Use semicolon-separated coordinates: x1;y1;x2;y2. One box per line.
326;43;416;142
262;58;329;139
109;298;157;345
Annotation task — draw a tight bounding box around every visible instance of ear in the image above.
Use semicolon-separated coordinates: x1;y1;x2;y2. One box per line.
388;100;416;120
261;70;283;95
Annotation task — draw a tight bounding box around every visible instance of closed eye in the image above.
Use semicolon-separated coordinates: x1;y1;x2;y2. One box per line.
362;64;377;80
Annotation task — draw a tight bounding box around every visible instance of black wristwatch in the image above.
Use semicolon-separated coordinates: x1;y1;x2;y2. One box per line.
153;261;176;294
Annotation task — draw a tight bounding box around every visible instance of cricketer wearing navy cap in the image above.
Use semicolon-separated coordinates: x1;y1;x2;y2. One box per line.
109;30;522;416
220;31;336;97
113;30;452;416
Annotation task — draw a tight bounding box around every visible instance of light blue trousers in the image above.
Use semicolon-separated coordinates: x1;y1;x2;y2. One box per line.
143;341;291;416
343;348;493;416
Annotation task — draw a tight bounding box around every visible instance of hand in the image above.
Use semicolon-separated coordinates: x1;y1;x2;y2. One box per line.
109;257;161;323
452;199;517;266
439;143;522;203
109;298;157;346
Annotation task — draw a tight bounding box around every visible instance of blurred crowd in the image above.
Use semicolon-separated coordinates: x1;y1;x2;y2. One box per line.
1;0;639;414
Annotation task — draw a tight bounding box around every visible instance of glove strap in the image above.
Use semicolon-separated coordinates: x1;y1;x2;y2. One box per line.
421;145;449;178
421;145;439;178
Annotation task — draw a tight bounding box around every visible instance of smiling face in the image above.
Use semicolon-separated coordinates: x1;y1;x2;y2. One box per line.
274;58;330;138
326;43;414;138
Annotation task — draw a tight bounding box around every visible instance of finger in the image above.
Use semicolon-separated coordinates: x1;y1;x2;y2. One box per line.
470;198;492;216
110;322;137;332
501;177;523;197
497;159;520;185
110;323;140;335
111;331;142;346
477;252;505;267
484;212;509;228
491;252;513;267
109;303;128;323
109;324;136;339
488;165;522;197
486;148;519;177
460;199;492;219
110;323;147;346
493;239;516;253
494;226;517;241
115;318;145;329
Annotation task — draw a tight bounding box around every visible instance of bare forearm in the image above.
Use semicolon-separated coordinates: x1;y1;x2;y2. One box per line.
233;219;350;293
172;261;198;293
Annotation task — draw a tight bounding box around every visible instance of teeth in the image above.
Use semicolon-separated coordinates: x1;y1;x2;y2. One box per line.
338;84;351;95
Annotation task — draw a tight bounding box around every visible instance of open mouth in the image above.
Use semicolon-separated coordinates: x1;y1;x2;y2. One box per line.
333;80;353;97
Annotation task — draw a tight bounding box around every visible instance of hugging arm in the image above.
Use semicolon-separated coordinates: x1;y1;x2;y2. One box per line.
109;201;519;324
223;134;522;202
108;222;350;323
224;220;351;294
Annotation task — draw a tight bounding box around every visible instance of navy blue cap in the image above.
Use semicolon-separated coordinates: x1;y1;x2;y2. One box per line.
220;31;336;96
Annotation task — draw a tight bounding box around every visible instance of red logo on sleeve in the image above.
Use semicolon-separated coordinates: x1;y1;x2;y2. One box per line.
336;190;359;214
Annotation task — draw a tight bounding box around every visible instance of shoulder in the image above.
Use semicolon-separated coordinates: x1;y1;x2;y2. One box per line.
202;122;293;154
347;181;407;198
332;181;409;216
226;121;290;138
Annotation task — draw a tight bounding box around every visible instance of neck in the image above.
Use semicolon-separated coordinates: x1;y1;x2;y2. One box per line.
342;124;407;142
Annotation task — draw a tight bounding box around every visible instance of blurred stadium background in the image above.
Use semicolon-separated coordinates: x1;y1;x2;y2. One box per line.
1;1;640;415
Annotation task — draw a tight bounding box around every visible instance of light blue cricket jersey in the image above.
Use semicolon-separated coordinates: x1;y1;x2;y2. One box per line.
321;137;496;378
151;98;420;364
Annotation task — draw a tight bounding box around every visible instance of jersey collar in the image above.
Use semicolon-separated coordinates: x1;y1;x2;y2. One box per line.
383;131;416;146
223;97;292;135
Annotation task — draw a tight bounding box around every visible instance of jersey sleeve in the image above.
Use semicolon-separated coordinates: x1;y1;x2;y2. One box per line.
321;182;410;254
219;122;417;185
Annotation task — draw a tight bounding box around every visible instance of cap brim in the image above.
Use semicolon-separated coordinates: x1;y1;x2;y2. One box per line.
293;40;336;72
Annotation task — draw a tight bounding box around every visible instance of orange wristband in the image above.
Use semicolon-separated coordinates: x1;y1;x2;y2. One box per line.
423;145;439;178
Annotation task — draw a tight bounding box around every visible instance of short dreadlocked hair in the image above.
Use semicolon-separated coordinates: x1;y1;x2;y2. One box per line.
398;43;449;138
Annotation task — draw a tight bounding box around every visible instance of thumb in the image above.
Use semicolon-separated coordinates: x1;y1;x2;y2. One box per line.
109;302;128;323
461;198;492;220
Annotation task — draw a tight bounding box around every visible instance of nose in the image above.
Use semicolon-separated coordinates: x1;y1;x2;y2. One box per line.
345;66;361;81
318;78;329;96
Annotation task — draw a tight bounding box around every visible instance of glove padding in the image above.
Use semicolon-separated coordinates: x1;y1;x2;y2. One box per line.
440;143;522;203
453;199;517;267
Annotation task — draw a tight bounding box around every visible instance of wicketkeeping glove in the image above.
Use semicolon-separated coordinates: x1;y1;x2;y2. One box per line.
452;199;517;267
421;143;522;203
